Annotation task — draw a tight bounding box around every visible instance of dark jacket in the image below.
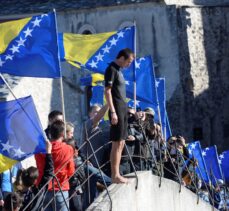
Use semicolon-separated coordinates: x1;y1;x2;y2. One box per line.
164;146;189;182
20;154;53;211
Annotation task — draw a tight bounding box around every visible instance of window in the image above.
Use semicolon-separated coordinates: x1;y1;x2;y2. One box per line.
119;21;135;30
78;24;96;34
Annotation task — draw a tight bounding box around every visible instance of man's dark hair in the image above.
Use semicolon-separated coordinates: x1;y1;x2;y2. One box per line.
48;110;63;121
50;120;65;140
116;48;134;60
21;166;39;187
4;192;22;211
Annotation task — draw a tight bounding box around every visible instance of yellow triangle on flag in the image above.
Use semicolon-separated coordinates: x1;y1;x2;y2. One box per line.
92;73;104;86
63;31;116;66
0;17;31;54
0;154;18;173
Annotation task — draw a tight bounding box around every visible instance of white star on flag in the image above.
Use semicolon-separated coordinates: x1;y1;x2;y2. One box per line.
9;45;19;54
109;37;118;46
155;81;160;87
125;81;130;85
31;17;42;27
1;141;13;152
16;37;26;47
202;151;206;156
102;45;110;54
218;159;222;165
23;27;33;37
136;100;140;106
5;55;14;60
135;61;140;69
188;149;192;154
117;31;124;38
14;148;25;158
95;53;104;62
0;58;5;67
88;60;98;68
190;143;196;150
219;154;224;160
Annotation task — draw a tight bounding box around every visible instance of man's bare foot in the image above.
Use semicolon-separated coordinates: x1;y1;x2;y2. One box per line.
112;176;128;184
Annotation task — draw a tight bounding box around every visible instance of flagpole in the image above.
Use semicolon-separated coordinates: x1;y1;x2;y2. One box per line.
53;9;66;137
133;21;137;112
0;73;19;102
157;104;164;139
154;77;164;140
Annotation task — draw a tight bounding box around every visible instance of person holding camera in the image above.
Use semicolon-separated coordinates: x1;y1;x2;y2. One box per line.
164;135;189;183
120;107;145;174
142;108;166;175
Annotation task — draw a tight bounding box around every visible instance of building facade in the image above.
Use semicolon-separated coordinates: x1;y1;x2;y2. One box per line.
0;0;229;151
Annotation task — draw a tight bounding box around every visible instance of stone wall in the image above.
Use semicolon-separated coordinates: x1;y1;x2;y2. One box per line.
167;6;229;152
56;3;180;102
1;1;229;152
57;3;229;151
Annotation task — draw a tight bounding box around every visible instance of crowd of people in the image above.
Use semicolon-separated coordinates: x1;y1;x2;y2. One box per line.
0;48;229;211
1;105;228;211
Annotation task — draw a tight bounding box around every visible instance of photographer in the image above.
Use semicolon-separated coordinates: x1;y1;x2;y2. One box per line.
164;135;189;183
143;108;166;175
120;107;144;174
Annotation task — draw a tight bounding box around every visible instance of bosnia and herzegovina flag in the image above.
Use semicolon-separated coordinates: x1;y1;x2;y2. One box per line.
0;96;46;173
0;12;60;78
58;26;135;74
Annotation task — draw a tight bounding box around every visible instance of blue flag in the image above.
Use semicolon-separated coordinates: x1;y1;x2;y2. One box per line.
90;86;104;106
80;56;159;112
128;78;167;137
0;96;46;173
59;26;134;74
202;146;223;184
187;141;210;183
0;12;60;78
124;56;158;106
0;77;4;85
219;151;229;183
